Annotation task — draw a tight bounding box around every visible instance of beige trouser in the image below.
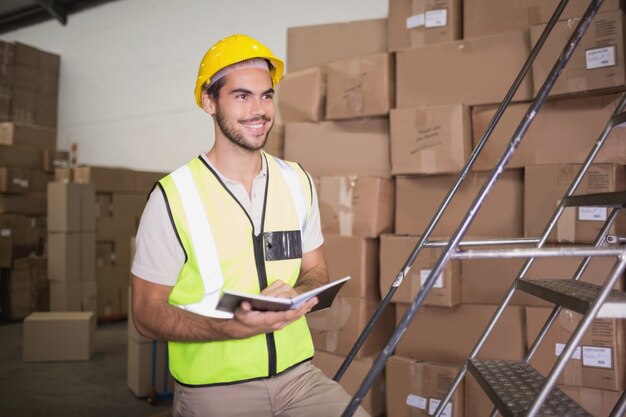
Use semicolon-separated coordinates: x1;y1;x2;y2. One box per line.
172;361;370;417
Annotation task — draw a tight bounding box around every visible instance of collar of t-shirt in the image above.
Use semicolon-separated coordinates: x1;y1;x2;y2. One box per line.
200;153;266;235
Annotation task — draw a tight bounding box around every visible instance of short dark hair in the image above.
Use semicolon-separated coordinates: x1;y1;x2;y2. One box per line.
203;77;226;102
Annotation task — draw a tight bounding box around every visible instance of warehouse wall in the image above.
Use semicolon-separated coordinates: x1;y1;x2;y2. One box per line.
0;0;388;172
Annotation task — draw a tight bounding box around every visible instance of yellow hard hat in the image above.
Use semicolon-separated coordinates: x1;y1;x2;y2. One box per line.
194;34;284;108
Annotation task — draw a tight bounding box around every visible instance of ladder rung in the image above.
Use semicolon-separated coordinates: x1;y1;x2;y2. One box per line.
562;191;626;208
517;279;626;318
468;359;591;417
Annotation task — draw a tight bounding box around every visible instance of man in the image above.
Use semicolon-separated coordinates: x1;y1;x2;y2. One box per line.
131;34;369;417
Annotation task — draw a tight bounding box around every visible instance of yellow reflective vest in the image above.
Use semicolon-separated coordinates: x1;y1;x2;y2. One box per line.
158;152;315;386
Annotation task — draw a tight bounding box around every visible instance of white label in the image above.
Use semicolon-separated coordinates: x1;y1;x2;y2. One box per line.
556;343;581;360
406;394;427;410
420;269;444;289
425;9;447;28
582;346;612;369
586;46;616;70
0;228;10;237
406;13;425;29
429;398;452;417
12;178;29;188
578;207;607;221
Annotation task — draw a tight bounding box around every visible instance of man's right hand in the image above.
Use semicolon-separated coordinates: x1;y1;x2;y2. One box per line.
229;297;318;339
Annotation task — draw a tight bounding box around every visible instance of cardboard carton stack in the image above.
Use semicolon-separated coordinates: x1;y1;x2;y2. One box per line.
0;41;65;320
55;166;165;320
279;18;393;417
381;0;626;417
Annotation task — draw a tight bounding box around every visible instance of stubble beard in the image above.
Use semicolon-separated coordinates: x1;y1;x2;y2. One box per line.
215;106;272;152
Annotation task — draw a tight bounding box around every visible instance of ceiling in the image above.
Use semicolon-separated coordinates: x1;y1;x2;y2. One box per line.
0;0;120;35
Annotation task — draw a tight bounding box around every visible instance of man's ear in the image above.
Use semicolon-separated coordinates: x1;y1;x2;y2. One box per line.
201;91;217;115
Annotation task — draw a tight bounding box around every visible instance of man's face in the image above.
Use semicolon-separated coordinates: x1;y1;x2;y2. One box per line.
209;67;275;151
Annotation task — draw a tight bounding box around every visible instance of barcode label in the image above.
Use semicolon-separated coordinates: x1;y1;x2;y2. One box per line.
425;9;447;28
586;46;616;70
582;346;612;369
578;207;607;221
421;269;444;288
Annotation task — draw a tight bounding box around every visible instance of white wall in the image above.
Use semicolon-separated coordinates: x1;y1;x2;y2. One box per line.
0;0;388;172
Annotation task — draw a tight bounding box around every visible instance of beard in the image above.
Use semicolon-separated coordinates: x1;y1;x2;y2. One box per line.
214;105;272;151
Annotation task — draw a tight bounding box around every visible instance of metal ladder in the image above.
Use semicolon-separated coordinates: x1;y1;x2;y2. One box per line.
337;0;626;415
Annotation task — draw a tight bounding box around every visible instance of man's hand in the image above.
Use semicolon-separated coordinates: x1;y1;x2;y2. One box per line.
262;280;299;298
230;296;317;339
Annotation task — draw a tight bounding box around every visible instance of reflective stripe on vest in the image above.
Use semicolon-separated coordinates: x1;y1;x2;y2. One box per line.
169;164;231;319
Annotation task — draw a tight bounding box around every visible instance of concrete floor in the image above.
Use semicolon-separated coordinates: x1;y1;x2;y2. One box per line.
0;319;172;417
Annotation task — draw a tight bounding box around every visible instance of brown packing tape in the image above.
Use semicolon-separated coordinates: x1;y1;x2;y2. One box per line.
338;176;357;236
346;60;364;116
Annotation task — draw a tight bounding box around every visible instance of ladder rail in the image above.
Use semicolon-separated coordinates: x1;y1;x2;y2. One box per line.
525;254;626;416
431;1;609;416
343;0;592;413
609;389;626;417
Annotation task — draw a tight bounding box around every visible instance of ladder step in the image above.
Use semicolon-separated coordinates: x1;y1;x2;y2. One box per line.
468;359;591;417
562;191;626;208
517;279;626;318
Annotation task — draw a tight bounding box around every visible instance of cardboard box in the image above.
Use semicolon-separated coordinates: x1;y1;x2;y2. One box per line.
23;311;95;362
127;338;174;397
277;67;325;124
463;0;623;39
318;176;394;237
395;304;526;364
134;170;166;195
0;167;31;193
386;356;463;417
97;239;132;267
396;31;533;108
96;215;137;241
471;93;626;171
111;193;145;219
74;166;136;193
308;295;395;357
82;279;97;313
0;122;56;150
323;235;380;299
0;143;44;170
390;104;471;175
43;149;70;173
50;280;83;311
47;182;96;232
464;375;495;417
559;385;624;416
1;256;48;320
394;170;524;237
264;124;284;159
47;232;80;282
524;164;626;243
0;213;39;247
526;307;625;391
388;0;462;52
0;193;46;215
532;10;626;97
0;237;12;267
312;350;386;417
96;265;130;318
284;119;391;178
287;18;388;72
379;234;461;307
325;53;394;120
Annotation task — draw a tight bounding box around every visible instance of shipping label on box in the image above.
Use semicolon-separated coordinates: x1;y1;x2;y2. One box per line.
531;10;626;97
318;176;394;237
391;104;470;175
526;307;626;391
325;53;394;120
380;234;460;307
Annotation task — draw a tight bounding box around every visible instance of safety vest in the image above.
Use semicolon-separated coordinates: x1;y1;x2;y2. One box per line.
158;152;315;386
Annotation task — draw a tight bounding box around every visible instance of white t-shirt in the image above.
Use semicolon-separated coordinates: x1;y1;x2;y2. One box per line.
131;154;324;286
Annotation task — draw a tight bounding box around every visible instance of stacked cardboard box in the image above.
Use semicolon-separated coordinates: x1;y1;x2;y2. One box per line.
0;42;64;321
282;18;394;417
55;166;165;319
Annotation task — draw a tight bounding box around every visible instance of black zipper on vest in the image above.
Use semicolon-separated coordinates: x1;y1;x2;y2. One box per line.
198;154;277;378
